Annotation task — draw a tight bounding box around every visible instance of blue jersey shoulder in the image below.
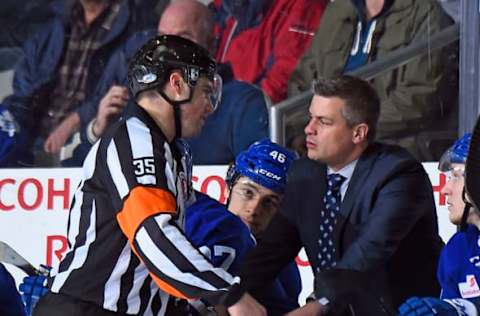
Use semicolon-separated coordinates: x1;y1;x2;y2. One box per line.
438;225;480;300
185;191;255;274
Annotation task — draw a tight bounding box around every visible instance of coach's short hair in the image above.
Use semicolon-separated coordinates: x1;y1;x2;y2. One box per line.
312;76;380;142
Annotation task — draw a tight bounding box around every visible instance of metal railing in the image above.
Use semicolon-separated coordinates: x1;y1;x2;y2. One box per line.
459;0;480;135
269;23;460;145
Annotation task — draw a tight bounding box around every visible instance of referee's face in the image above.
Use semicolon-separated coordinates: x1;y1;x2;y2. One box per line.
181;78;215;138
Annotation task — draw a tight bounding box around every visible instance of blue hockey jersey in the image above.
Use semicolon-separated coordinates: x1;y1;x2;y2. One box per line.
438;224;480;306
185;191;255;274
185;191;300;315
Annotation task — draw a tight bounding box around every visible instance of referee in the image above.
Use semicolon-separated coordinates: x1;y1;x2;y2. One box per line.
33;35;266;316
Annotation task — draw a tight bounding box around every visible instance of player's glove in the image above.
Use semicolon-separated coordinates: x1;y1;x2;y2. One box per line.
398;297;472;316
314;268;393;315
19;265;51;316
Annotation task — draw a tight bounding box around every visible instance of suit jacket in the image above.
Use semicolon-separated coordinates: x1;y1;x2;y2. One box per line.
239;143;443;311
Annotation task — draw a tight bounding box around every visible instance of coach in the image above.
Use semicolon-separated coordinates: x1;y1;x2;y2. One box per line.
238;76;444;315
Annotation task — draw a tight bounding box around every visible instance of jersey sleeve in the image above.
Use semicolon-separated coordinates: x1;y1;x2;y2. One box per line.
439;229;480;307
438;244;461;300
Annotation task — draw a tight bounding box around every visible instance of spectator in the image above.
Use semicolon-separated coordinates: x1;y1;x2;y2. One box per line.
212;0;327;103
0;263;25;316
398;133;479;316
1;0;159;167
187;63;269;164
237;76;443;315
185;139;300;314
0;103;22;166
0;0;56;71
56;0;269;166
288;0;456;161
33;35;266;316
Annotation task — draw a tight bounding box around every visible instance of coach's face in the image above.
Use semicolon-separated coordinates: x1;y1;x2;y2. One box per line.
304;96;357;170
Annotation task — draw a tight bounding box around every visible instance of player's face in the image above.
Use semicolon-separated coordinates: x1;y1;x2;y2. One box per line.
304;96;357;170
180;78;214;138
227;177;281;238
441;164;466;225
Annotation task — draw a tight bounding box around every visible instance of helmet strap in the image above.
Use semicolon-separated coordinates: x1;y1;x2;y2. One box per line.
173;103;182;140
226;193;232;209
157;86;194;139
225;178;235;208
225;169;240;208
460;187;473;231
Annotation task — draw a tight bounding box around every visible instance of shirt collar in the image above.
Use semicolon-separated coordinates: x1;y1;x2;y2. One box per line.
327;160;358;201
327;159;358;182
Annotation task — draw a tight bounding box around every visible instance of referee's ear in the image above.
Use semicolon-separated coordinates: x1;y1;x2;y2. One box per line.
168;71;188;100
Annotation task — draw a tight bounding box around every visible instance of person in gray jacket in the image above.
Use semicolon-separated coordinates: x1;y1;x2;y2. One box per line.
288;0;457;161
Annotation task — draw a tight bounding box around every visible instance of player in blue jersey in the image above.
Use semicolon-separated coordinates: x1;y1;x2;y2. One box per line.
399;133;480;316
185;139;301;315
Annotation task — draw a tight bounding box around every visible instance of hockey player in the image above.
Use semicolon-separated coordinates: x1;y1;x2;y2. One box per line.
33;35;266;316
185;139;301;315
399;133;480;316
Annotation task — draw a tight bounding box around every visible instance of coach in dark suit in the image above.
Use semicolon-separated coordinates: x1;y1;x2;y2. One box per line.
238;76;443;315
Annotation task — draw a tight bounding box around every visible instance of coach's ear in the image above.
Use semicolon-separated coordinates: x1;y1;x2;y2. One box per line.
352;123;368;144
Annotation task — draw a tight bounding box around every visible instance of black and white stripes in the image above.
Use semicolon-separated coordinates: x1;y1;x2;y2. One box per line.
48;105;239;315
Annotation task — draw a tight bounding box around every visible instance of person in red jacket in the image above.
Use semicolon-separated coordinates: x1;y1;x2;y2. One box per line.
212;0;327;103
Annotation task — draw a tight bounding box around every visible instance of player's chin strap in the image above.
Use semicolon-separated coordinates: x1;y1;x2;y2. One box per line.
225;165;239;209
225;184;234;209
460;187;474;232
157;88;193;139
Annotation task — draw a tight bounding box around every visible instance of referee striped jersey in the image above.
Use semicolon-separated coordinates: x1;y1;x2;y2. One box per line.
49;104;241;315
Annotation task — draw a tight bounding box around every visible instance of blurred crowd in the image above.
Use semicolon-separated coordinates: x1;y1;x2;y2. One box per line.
0;0;460;167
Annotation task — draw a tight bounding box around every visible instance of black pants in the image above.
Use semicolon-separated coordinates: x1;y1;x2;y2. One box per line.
33;292;129;316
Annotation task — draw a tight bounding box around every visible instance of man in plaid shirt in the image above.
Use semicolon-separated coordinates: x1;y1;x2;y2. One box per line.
0;0;159;167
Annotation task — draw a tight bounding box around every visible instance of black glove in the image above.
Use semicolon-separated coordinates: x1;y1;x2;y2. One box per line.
314;268;394;316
